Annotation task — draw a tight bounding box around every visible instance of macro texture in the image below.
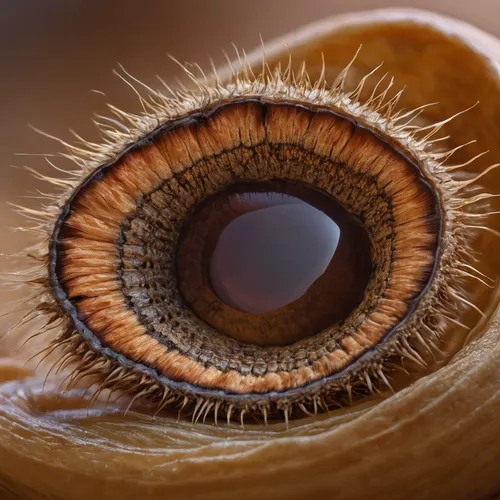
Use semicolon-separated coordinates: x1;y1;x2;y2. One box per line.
0;7;500;500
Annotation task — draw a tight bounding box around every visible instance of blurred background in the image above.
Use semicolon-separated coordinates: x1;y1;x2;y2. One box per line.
1;0;500;254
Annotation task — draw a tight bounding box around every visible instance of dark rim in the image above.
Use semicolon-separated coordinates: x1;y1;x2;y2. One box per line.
48;97;443;404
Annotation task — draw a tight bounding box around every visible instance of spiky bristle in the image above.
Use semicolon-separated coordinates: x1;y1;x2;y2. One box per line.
2;48;498;426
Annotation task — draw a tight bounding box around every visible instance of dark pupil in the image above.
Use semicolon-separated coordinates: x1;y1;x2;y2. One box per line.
211;192;340;314
177;180;372;346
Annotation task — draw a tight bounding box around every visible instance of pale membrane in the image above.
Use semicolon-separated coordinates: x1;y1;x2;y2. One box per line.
211;196;340;314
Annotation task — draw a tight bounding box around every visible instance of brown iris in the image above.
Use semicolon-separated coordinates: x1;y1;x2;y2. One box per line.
177;180;372;346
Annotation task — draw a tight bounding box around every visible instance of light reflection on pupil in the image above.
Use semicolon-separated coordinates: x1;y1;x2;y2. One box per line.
176;179;372;346
210;192;340;314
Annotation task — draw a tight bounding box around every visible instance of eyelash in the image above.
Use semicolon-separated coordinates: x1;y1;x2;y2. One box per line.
5;48;499;426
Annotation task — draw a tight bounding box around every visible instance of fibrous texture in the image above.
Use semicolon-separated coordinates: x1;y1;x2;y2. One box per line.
1;8;500;500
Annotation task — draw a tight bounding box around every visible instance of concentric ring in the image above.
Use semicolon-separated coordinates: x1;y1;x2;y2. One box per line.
49;98;442;408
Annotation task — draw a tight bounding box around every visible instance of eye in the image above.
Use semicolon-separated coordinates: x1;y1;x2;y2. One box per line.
4;17;500;430
3;8;500;500
15;56;487;425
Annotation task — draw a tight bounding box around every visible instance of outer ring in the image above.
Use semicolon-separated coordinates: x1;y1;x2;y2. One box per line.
48;97;443;404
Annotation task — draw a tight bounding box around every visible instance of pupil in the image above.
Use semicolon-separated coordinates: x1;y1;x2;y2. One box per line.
210;192;340;314
177;180;372;346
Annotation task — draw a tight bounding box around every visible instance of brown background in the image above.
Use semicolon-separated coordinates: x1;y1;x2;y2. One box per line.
0;0;499;256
